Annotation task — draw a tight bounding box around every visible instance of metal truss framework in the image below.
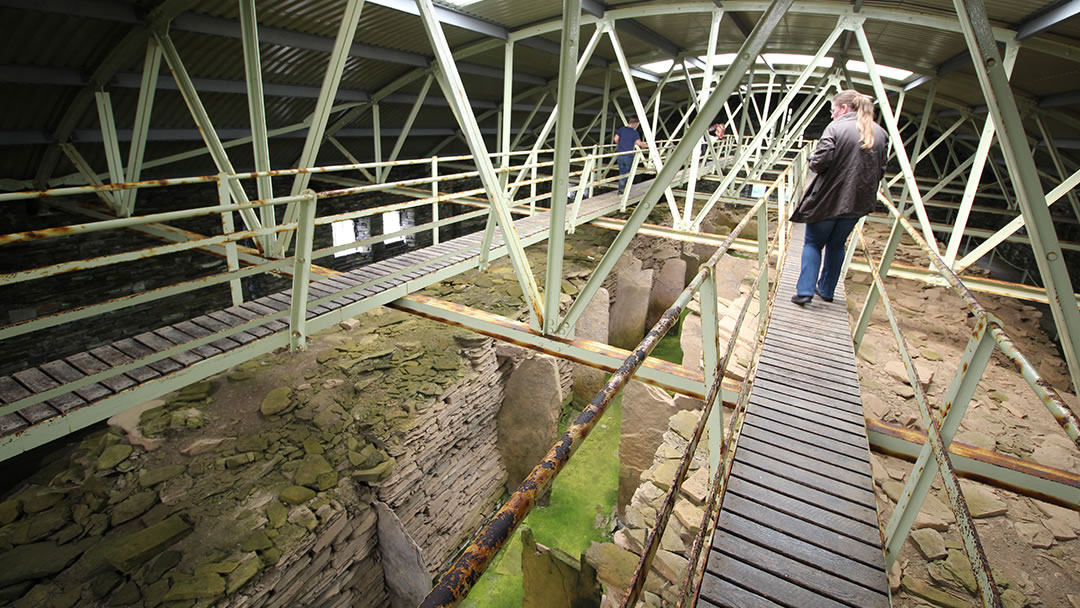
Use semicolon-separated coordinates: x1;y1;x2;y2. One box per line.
1;0;1080;606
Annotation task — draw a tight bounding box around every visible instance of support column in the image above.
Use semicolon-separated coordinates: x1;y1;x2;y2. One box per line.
942;42;1018;266
853;23;940;254
501;41;514;189
543;0;582;334
279;0;365;255
121;39;163;217
955;0;1080;396
240;0;275;254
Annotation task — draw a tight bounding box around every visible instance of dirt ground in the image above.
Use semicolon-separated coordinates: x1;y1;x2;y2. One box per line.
848;219;1080;608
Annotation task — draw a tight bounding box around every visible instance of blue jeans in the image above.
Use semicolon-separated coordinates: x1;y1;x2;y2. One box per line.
796;217;860;300
617;154;633;191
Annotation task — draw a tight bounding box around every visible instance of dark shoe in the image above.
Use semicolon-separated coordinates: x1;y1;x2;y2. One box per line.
815;289;834;303
618;188;624;195
791;295;812;306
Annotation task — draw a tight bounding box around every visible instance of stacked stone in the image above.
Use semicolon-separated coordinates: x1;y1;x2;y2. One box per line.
588;409;710;607
375;335;509;575
220;499;387;608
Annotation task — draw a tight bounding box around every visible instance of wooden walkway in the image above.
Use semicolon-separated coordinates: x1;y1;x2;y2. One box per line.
697;224;889;608
0;177;662;451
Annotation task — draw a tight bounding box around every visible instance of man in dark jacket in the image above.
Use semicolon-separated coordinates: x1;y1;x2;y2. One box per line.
790;90;888;305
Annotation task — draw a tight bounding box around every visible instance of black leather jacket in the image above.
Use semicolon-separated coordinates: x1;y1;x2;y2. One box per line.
791;112;888;224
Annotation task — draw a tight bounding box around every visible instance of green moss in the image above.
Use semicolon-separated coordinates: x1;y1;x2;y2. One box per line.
461;396;622;608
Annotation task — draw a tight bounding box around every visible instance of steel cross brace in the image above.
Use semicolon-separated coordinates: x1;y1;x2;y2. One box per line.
689;18;847;231
153;27;266;250
556;0;795;336
954;0;1080;398
239;0;275;253
415;0;546;328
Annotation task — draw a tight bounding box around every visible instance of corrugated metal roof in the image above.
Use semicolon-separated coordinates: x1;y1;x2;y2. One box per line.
0;0;1076;184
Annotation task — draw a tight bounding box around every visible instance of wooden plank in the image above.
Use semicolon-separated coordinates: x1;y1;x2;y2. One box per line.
750;396;868;437
734;448;878;510
763;332;854;361
769;309;854;339
759;347;859;378
754;368;862;406
0;413;27;435
717;510;889;594
155;326;221;358
697;575;780;608
766;324;853;350
722;493;886;569
740;415;873;469
729;460;879;527
113;338;183;374
756;354;863;390
89;345;160;382
66;352;137;392
16;401;60;424
135;331;201;366
174;320;241;354
216;308;274;338
743;410;869;458
191;315;257;346
254;295;289;312
235;303;288;331
750;386;866;425
737;422;870;475
0;376;33;404
703;548;850;608
752;375;863;412
711;528;889;608
735;434;874;491
39;360;111;402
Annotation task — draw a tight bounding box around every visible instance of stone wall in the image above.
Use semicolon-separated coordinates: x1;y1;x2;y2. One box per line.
0;310;512;608
587;409;710;607
375;334;510;576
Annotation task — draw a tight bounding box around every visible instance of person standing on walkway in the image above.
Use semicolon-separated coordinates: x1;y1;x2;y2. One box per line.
614;116;647;194
790;89;888;306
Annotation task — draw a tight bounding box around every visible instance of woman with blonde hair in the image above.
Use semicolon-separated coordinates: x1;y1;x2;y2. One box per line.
790;89;888;305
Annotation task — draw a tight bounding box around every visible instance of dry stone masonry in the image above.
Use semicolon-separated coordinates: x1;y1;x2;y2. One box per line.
0;306;512;608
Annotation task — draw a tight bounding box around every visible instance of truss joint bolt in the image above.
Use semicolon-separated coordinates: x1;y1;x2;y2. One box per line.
1047;251;1059;261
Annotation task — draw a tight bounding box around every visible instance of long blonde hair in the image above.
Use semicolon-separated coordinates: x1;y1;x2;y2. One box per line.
833;89;876;150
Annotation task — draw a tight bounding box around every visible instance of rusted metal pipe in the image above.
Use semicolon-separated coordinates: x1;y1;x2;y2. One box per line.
417;197;765;608
857;229;1003;608
877;193;1080;449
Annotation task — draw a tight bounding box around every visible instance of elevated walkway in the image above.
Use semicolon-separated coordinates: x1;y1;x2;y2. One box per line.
0;177;671;458
697;225;889;608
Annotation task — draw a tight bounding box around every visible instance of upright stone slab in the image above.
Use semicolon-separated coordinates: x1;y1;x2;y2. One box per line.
609;258;653;351
497;355;563;492
618;381;677;514
521;528;603;608
646;258;687;329
375;501;431;608
573;287;610;407
680;311;703;374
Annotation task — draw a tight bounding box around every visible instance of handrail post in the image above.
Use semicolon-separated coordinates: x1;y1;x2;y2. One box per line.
289;190;318;351
431;156;440;245
757;197;768;331
217;173;244;306
700;270;723;474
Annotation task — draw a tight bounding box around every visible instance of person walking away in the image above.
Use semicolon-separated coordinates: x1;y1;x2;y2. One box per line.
614;116;647;194
790;90;887;306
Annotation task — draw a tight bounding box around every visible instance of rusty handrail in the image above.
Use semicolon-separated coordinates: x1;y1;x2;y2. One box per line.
417;196;766;608
876;193;1080;447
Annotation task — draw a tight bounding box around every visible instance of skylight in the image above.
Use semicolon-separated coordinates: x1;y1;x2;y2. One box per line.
845;59;913;81
440;0;483;6
687;53;910;80
639;59;675;74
